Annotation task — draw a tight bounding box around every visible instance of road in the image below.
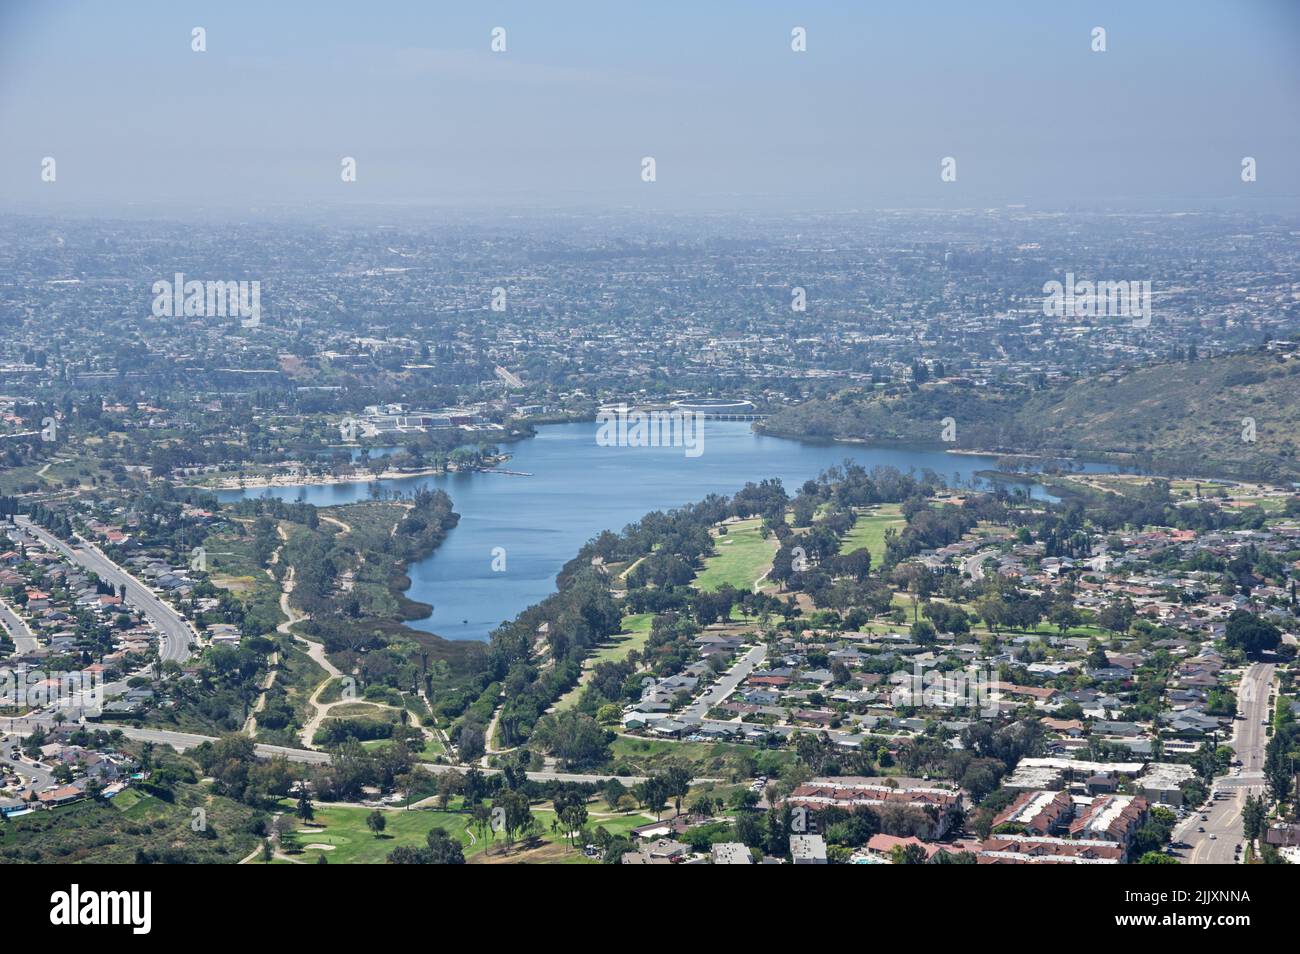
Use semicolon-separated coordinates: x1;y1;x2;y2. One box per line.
1174;661;1274;864
960;550;990;581
682;644;766;720
0;598;39;654
1234;662;1275;776
14;516;195;663
1;714;662;785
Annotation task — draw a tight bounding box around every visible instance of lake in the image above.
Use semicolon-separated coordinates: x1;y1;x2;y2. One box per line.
219;421;1110;642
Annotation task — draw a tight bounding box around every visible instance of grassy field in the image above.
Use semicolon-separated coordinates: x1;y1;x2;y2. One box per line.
0;453;120;495
279;799;645;864
606;735;795;781
255;641;328;747
590;612;654;665
694;519;777;593
839;504;904;564
202;522;284;634
359;734;445;759
555;612;655;711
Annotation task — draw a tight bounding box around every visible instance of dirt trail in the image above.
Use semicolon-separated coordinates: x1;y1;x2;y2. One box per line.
265;523;346;746
242;651;279;735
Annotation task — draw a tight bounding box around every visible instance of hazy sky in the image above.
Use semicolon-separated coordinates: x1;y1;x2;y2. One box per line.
1;1;1297;215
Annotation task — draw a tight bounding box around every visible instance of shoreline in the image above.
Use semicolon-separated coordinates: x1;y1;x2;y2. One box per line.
189;457;513;491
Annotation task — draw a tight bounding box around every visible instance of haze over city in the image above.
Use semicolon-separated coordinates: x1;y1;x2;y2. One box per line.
1;0;1298;214
0;1;1298;903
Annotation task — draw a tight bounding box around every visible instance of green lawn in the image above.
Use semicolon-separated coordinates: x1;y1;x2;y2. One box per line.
282;804;477;864
606;736;795;780
556;613;655;711
694;519;777;593
280;799;644;864
590;612;654;665
839;504;904;564
359;735;444;760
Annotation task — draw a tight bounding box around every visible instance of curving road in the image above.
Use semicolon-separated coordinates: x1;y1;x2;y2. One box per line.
14;516;195;663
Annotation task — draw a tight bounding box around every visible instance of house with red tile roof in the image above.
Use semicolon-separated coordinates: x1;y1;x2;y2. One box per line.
1069;794;1150;857
992;789;1074;836
863;834;953;862
786;777;964;838
978;834;1123;864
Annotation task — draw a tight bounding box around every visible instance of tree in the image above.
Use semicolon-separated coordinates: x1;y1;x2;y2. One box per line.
425;826;466;864
661;765;692;817
910;619;936;645
975;595;1008;634
387;846;428;864
637;775;669;820
1242;792;1266;844
602;836;634;864
733;810;764;849
471;803;493;844
492;789;534;849
890;842;929;865
1097;599;1135;636
554;791;590;848
435;769;462;809
366;809;387;838
930;849;978;864
838;548;872;583
463;766;488;806
603;778;627;812
1050;603;1080;635
456;720;486;762
1137;851;1179;864
529;710;611;769
296;790;314;821
1224;610;1281;658
1264;734;1294;805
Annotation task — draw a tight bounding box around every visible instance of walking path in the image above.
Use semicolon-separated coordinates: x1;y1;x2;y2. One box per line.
242;651;280;735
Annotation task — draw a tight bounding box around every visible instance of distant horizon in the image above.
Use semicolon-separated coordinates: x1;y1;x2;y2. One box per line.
4;197;1300;226
3;1;1297;214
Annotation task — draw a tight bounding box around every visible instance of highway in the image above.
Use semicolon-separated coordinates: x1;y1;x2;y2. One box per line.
13;516;195;663
1174;661;1274;864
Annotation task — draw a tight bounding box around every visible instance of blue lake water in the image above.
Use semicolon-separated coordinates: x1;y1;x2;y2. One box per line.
219;422;1112;642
